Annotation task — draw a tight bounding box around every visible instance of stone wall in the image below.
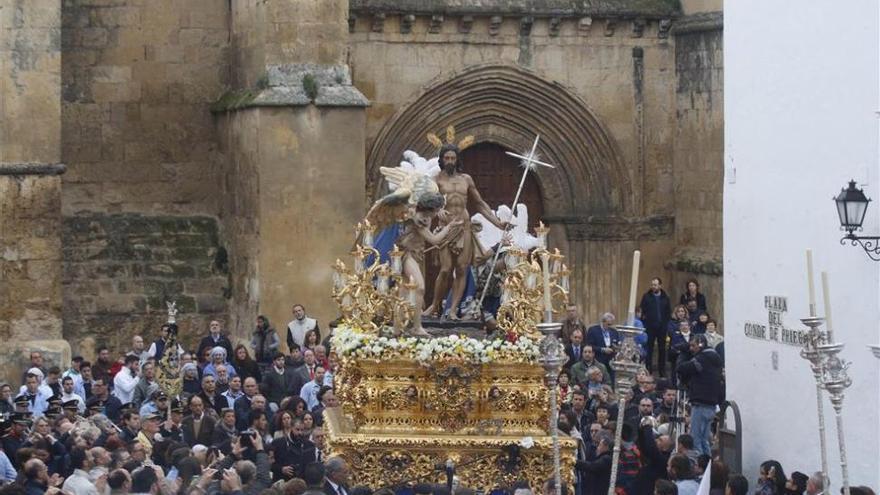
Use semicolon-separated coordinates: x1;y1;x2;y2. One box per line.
669;13;724;322
230;0;348;89
1;0;69;385
1;0;62;163
1;174;65;341
62;214;229;356
60;0;229;215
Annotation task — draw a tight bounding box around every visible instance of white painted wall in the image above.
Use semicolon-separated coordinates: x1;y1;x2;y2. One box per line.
725;0;880;490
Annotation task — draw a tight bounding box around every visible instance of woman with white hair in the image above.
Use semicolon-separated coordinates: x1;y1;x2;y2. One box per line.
202;347;237;379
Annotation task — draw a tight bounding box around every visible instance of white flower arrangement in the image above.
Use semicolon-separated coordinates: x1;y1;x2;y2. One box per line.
330;325;541;365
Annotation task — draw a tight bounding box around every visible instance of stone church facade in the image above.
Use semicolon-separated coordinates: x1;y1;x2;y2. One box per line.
0;0;722;375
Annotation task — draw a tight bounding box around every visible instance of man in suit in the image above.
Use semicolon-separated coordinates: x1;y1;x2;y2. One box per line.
576;431;613;495
261;353;305;410
564;329;585;370
234;377;259;431
182;396;216;447
323;456;351;495
586;312;621;371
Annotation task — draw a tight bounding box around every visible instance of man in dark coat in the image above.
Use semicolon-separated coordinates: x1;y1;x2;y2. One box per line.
196;320;234;365
576;431;613;495
676;334;724;456
639;277;672;376
632;421;674;495
271;417;315;481
261;353;305;408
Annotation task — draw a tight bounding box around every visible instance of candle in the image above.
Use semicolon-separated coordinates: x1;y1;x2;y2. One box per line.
408;277;419;307
551;249;563;274
362;220;375;248
806;249;816;316
535;222;550;249
821;271;834;342
542;252;552;318
353;249;365;275
390;245;403;275
627;250;641;325
560;264;570;292
377;272;389;294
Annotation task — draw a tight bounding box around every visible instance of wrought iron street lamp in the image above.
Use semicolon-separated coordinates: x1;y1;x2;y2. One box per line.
835;180;879;260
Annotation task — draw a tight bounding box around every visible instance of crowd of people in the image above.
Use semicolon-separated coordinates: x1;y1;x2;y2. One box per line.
0;287;874;495
553;278;873;495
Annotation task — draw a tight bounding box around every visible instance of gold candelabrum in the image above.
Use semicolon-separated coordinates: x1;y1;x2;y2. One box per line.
156;301;183;400
332;221;417;334
496;223;571;341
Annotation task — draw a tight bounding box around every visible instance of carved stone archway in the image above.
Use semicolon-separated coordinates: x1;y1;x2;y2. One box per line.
366;64;633;220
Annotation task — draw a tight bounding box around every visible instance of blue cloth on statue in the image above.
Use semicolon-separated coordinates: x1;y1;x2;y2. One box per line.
367;223;401;266
442;268;477;318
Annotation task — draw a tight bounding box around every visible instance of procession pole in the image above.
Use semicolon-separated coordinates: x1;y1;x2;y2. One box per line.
476;136;545;312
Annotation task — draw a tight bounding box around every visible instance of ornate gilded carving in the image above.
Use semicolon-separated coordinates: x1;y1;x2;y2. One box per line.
424;360;479;431
380;385;419;411
326;408;576;492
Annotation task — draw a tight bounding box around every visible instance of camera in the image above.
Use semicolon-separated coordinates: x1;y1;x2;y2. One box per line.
238;429;257;448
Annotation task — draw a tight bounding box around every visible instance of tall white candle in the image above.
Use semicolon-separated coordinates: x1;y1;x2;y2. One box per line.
542;252;552;317
821;271;834;342
627;250;641;325
806;249;816;316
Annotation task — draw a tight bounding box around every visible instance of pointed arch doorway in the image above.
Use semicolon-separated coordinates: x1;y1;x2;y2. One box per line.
423;142;545;306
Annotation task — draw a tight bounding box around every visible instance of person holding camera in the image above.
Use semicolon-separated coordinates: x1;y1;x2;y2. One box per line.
675;334;723;456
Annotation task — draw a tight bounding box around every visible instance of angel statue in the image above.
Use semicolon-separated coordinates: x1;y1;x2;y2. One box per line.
366;152;464;336
469;204;541;317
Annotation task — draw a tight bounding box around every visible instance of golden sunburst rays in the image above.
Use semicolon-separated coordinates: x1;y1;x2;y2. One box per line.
426;125;475;151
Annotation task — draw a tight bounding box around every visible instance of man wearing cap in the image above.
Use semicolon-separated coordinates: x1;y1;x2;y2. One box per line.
61;376;86;414
139;390;169;419
3;413;30;468
137;413;162;460
61;399;81;421
132;362;160;409
113;355;140;404
159;399;184;443
18;372;51;417
182;396;215;448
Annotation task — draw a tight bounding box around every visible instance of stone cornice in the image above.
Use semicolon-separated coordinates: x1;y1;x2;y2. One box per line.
672;11;722;34
544;214;674;241
0;163;67;176
212;64;369;113
350;0;682;19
